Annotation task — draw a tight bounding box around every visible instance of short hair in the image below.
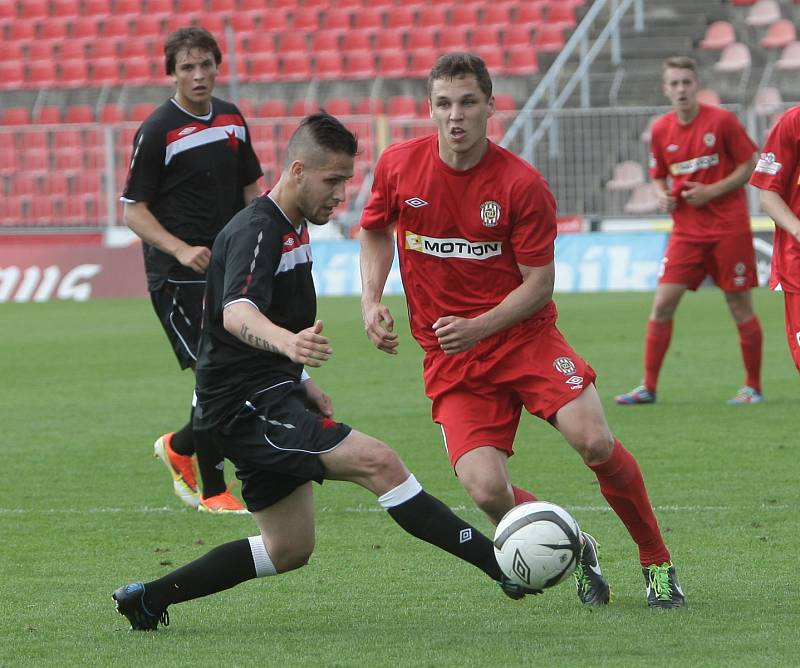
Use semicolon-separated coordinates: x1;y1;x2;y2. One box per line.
662;56;697;76
427;53;493;100
287;112;358;166
164;27;222;76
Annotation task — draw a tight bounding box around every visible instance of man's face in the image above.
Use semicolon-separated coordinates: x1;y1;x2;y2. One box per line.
296;152;354;225
429;74;494;162
172;48;218;114
662;67;699;114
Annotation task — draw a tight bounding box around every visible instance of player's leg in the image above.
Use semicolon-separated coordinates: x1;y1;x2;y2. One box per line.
553;385;684;608
321;430;509;586
783;292;800;373
112;482;313;630
724;289;764;403
454;446;517;525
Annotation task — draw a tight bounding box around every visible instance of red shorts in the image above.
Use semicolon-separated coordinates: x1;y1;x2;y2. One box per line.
659;233;757;291
783;291;800;373
423;321;596;467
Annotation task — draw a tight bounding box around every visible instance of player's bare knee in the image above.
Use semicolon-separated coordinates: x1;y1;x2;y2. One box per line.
267;535;315;573
578;431;615;465
463;477;513;521
359;439;409;491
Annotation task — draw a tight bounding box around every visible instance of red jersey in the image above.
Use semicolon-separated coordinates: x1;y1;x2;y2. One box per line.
749;104;800;293
360;135;557;352
649;104;756;240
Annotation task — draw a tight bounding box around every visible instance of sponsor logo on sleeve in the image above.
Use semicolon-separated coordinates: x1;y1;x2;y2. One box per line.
754;152;782;176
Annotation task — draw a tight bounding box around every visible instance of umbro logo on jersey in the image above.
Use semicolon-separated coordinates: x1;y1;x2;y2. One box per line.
405;197;428;208
666;144;679;152
178;126;199;136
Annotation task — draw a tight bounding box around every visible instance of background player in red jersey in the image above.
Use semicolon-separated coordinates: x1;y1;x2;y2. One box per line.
615;56;762;406
359;53;684;608
749;105;800;373
122;27;264;513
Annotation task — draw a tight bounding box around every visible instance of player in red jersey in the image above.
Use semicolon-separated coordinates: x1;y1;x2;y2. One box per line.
615;56;762;406
749;105;800;372
359;53;684;608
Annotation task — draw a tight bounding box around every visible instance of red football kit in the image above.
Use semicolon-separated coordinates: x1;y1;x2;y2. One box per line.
750;104;800;370
650;104;757;291
361;135;596;464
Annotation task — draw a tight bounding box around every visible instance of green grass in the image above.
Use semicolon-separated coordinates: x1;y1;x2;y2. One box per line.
1;290;797;667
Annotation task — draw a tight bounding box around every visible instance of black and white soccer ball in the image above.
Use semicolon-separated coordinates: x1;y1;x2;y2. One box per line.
493;501;582;591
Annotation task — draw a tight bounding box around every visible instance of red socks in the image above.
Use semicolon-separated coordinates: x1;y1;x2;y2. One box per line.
588;440;671;566
512;486;537;505
643;319;673;392
737;316;762;392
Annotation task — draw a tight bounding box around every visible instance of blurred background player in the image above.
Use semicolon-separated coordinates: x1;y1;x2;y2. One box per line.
615;56;762;407
113;113;526;631
359;53;684;608
121;27;263;512
749;105;800;374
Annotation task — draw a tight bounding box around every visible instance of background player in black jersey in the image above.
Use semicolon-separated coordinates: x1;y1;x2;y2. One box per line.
121;27;263;513
113;113;528;630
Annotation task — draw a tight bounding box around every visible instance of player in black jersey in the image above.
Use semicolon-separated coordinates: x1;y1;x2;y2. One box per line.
121;27;263;513
113;113;529;631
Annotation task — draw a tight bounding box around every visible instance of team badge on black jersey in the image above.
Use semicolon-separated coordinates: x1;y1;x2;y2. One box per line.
480;200;501;227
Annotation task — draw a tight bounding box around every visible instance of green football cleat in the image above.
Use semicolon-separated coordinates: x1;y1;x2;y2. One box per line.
574;532;611;605
643;563;685;609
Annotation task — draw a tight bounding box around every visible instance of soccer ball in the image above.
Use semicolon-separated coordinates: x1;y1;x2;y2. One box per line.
493;501;582;591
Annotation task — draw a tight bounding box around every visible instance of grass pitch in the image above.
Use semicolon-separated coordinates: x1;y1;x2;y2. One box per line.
1;290;797;667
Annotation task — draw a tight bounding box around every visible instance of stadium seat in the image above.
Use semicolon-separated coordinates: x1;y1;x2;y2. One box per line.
324;7;354;30
39;19;69;40
89;58;120;86
280;53;313;81
385;5;416;29
58;59;89;87
1;107;31;125
130;14;163;37
102;15;130;39
354;96;384;115
50;0;81;18
416;5;447;28
776;41;800;70
606;160;645;191
290;7;321;31
753;86;783;116
438;26;470;51
99;103;125;123
64;105;95;123
314;52;344;80
545;3;577;29
0;62;25;91
697;88;721;105
387;95;419;118
406;27;437;53
34;106;61;124
289;99;319;117
483;3;513;27
450;5;479;27
516;2;545;26
342;29;374;53
407;51;438;79
176;0;204;12
247;53;279;81
377;52;409;79
278;31;310;54
82;0;110;14
8;18;37;41
88;38;119;60
19;0;48;19
505;47;540;75
624;183;659;214
493;94;517;112
257;99;288;118
323;98;353;116
472;28;502;51
25;60;58;88
115;0;141;16
473;47;505;73
53;148;84;171
503;25;535;49
699;21;736;51
745;0;781;27
146;0;172;14
128;103;156;122
344;52;377;79
534;24;566;52
248;34;276;55
713;42;751;73
69;17;99;39
20;128;48;149
375;29;406;55
312;30;343;53
22;148;49;171
122;58;155;86
760;19;796;49
353;6;385;30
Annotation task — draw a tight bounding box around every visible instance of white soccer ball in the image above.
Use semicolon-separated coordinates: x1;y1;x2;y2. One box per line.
493;501;582;591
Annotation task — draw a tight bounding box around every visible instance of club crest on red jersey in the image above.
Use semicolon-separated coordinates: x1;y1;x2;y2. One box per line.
553;356;576;375
480;200;501;227
703;132;716;147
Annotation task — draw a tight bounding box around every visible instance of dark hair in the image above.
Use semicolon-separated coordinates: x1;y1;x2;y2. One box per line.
287;112;359;162
164;27;222;75
427;52;493;100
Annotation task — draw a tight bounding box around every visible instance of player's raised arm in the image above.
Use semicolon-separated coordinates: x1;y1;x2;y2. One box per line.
359;225;399;354
223;302;332;367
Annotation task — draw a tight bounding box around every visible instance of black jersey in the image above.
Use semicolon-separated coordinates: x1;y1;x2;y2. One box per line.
122;97;263;290
194;195;317;428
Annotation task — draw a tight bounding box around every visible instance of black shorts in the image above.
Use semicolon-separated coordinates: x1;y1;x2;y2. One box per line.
211;381;352;512
150;280;206;370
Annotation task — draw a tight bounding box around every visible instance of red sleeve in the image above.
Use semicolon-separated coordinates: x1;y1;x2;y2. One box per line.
510;173;557;267
649;119;669;180
722;111;757;165
750;110;798;195
359;151;397;230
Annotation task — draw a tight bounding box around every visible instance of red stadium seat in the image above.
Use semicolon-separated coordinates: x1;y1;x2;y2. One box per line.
324;7;354;30
624;182;659;214
247;34;276;54
416;6;447;28
451;5;479;27
483;3;513;27
407;51;438;79
713;42;751;73
102;15;130;39
89;58;120;86
354;96;384;115
776;40;800;70
39;19;69;40
8;18;37;41
0;62;25;90
50;0;81;18
761;19;797;49
493;94;516;112
605;160;645;191
128;103;156;122
533;24;565;52
35;106;61;124
22;147;49;170
209;0;236;11
745;0;782;27
70;17;100;39
291;7;320;31
258;100;288;118
516;2;545;26
377;52;409;79
53;149;84;171
59;59;89;87
19;0;48;19
99;103;125;123
473;47;505;73
64;104;95;123
312;30;343;53
1;107;31;125
176;0;204;12
545;3;577;29
406;27;437;52
697;88;722;105
505;47;540;75
115;0;141;15
82;0;110;15
323;98;353;116
279;53;312;81
278;30;310;54
700;21;736;51
289;99;319;117
247;54;279;82
472;28;501;51
387;95;419;118
314;52;344;80
122;58;155;86
25;60;58;87
342;29;374;53
147;0;172;14
130;14;163;37
503;25;535;49
438;26;470;50
385;5;416;29
374;29;405;54
344;52;377;79
88;38;119;60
